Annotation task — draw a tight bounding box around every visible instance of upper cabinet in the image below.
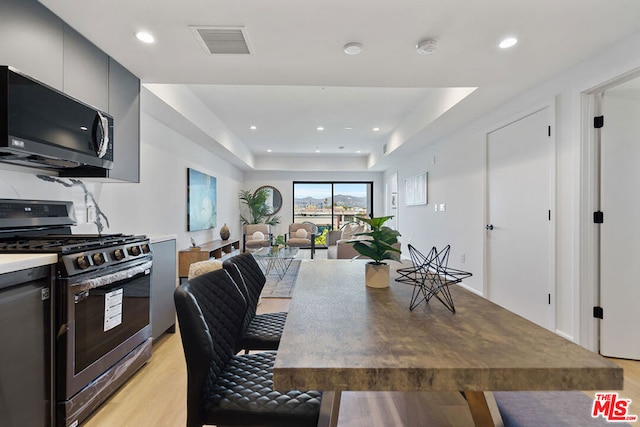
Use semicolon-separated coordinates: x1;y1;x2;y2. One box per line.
0;0;64;89
62;25;109;112
0;0;140;182
107;58;141;183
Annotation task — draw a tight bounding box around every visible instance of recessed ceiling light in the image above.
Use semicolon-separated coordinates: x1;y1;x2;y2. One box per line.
499;37;518;49
345;127;353;130
135;31;155;44
250;125;257;130
267;149;272;153
373;127;380;132
315;148;320;153
317;126;324;131
343;42;363;55
356;150;361;153
80;126;88;131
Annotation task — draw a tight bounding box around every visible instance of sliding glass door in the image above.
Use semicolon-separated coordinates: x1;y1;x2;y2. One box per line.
293;181;373;246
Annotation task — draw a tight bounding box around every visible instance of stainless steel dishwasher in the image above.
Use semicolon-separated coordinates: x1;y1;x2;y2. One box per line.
0;264;54;427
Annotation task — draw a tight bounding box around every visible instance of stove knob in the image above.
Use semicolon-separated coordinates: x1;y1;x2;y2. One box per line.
92;253;106;266
113;249;125;261
128;245;141;256
141;243;150;254
76;255;91;270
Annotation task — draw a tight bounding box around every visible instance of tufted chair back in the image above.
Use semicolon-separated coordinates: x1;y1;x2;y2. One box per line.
174;268;248;427
223;253;265;329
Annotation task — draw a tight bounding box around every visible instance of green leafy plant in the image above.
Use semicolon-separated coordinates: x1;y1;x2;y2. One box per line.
239;189;281;225
348;216;401;265
315;228;329;246
275;234;286;246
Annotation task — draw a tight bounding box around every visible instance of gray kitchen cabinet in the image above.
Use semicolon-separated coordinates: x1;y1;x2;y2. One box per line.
62;24;109;111
0;0;64;89
107;57;141;182
0;264;54;427
1;0;142;182
151;238;177;340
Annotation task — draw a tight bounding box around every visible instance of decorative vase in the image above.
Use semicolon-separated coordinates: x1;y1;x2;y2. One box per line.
220;223;230;240
365;263;390;288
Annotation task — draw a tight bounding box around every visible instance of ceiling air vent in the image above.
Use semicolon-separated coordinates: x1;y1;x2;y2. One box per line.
190;26;251;54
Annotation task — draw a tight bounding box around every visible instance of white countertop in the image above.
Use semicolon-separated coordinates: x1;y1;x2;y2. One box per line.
0;254;58;275
148;234;177;244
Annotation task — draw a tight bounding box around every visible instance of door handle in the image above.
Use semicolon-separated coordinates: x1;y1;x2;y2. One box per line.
485;224;494;230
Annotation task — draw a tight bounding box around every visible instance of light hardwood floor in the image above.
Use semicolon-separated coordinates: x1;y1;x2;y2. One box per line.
83;293;640;427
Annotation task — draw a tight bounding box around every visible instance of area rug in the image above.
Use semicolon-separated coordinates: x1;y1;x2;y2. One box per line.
260;259;301;298
494;391;632;427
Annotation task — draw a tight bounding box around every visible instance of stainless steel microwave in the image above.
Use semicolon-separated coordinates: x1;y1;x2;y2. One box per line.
0;66;113;171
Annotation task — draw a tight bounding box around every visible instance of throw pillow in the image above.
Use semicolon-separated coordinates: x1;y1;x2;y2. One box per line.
252;231;265;241
295;228;308;238
188;259;223;280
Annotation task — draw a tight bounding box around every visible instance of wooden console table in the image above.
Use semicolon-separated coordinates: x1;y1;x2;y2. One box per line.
178;238;240;278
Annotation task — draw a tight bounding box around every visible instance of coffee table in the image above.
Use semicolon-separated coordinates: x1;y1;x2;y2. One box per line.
251;246;299;280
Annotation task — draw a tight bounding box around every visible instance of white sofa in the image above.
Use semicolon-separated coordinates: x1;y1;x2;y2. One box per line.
326;223;401;260
327;230;361;259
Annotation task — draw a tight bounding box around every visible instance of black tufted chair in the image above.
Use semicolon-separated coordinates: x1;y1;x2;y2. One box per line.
174;268;322;427
223;252;288;353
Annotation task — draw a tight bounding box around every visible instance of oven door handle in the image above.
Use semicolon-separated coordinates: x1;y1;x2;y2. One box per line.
70;260;152;291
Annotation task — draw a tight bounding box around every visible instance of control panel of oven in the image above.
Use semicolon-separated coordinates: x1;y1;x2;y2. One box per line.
60;242;151;276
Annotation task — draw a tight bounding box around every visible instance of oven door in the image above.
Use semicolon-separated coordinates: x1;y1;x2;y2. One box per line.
57;259;152;399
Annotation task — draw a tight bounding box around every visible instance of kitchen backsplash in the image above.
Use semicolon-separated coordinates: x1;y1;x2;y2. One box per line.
0;167;103;234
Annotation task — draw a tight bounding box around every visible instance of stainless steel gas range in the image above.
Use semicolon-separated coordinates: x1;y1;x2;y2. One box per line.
0;199;152;427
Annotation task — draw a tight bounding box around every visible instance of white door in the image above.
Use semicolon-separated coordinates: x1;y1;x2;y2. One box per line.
600;81;640;359
486;108;554;329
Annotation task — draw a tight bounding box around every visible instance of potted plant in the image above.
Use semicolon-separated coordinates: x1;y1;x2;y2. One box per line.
348;215;401;288
239;188;281;225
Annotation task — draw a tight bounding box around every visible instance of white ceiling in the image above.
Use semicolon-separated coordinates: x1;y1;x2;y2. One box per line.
39;0;640;170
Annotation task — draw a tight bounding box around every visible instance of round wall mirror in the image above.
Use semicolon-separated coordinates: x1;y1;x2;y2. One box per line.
255;185;282;215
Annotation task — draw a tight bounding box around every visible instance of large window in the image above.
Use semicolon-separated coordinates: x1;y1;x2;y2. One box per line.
292;182;373;245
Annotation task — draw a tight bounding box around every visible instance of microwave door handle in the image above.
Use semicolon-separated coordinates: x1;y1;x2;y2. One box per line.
94;111;109;158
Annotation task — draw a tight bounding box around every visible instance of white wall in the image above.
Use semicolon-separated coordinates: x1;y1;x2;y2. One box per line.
385;30;640;345
385;132;486;292
243;171;384;238
98;112;244;251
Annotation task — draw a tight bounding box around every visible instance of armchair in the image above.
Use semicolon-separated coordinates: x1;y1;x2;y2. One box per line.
242;224;271;252
286;222;317;258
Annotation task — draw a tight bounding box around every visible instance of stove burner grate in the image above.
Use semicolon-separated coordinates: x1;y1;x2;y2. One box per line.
0;234;147;254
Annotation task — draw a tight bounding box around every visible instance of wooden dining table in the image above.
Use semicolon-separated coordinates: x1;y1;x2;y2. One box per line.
272;260;623;427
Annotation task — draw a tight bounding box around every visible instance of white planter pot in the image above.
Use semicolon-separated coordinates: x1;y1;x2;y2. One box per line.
365;263;390;288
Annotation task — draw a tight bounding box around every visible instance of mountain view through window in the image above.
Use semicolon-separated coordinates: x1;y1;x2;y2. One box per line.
293;182;373;244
